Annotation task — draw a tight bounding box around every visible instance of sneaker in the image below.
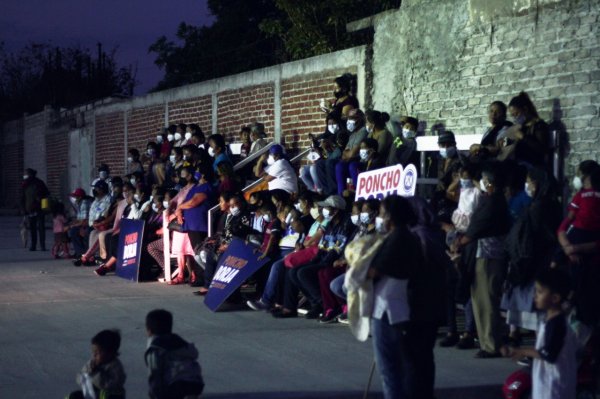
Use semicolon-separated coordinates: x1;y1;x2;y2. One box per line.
72;257;83;267
319;309;340;324
337;313;349;324
474;350;501;359
439;333;459;347
247;299;270;311
94;266;108;276
517;357;532;367
305;305;323;320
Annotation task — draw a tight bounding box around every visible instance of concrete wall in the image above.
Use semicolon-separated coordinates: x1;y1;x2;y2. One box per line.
370;0;600;173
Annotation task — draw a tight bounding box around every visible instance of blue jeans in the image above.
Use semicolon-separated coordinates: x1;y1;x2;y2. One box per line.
464;298;476;333
371;315;414;399
300;164;323;193
261;249;292;305
68;226;90;256
329;273;346;300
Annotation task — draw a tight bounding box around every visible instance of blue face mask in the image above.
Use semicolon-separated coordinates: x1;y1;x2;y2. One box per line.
515;115;526;125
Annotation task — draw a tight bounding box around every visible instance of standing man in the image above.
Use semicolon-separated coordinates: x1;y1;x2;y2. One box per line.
20;168;49;251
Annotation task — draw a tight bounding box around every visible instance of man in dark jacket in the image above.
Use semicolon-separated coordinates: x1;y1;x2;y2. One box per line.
145;309;204;399
20;168;49;251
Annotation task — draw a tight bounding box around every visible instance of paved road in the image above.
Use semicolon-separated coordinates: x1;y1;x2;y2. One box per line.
0;216;518;398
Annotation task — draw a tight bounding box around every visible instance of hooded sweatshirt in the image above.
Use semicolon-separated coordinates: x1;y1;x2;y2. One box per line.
145;333;204;399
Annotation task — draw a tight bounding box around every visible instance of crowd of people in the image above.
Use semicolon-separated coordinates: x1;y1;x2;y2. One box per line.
20;72;600;399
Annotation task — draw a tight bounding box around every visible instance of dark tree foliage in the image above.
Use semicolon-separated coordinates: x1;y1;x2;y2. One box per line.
149;0;400;91
0;42;137;122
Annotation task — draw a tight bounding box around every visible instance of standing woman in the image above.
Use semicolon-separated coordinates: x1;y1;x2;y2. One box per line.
367;195;423;399
174;166;214;286
167;167;197;285
507;92;550;168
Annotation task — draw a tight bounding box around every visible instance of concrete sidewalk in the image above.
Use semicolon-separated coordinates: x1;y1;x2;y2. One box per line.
0;216;518;399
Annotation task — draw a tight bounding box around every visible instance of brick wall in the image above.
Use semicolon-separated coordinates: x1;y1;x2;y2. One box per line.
372;0;600;173
0;120;24;208
281;69;357;152
95;112;125;177
127;105;165;156
23;111;48;183
45;130;69;200
168;97;212;135
217;85;275;144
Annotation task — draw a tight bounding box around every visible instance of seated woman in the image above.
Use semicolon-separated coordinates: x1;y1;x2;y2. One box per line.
192;193;253;296
335;109;368;195
254;144;298;202
346;138;385;197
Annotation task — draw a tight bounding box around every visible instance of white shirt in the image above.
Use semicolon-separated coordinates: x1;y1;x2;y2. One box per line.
371;276;410;325
265;159;298;194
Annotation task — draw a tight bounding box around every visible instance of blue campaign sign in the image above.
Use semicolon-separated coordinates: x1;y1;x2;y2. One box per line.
116;219;146;282
204;238;271;312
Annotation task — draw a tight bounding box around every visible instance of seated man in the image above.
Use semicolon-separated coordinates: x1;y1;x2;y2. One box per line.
67;188;93;258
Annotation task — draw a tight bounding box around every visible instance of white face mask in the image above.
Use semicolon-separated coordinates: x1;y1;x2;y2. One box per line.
208;147;215;157
346;120;357;132
294;203;303;212
152;204;159;213
99;171;108;179
402;128;416;139
573;176;583;191
185;132;192;140
134;194;141;202
130;178;137;186
156;135;163;143
479;179;488;192
327;124;339;134
230;206;240;216
163;200;169;209
359;149;369;161
460;179;473;189
127;157;133;163
174;133;182;141
322;208;332;221
169;155;176;164
360;212;371;224
262;214;271;223
310;207;320;219
167;134;174;142
375;216;386;233
285;212;293;225
366;125;373;134
267;155;275;165
350;214;360;226
23;175;29;180
524;182;535;198
147;149;155;156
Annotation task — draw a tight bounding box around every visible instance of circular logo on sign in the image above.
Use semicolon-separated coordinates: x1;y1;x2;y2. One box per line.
403;169;415;195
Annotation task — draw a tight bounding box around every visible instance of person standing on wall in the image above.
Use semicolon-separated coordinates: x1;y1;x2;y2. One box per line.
20;168;49;251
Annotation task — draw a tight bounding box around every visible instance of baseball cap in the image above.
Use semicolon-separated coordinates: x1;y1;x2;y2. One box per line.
438;131;456;145
269;144;284;156
93;180;109;192
316;195;346;210
69;188;85;198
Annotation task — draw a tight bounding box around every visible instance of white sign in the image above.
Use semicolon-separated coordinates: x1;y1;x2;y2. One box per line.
355;164;418;201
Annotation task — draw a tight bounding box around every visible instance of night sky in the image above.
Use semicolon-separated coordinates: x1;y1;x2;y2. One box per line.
1;0;214;94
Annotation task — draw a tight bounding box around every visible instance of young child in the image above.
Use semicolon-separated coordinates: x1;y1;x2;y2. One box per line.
68;329;126;399
145;309;204;399
501;268;576;399
52;202;70;259
556;160;600;265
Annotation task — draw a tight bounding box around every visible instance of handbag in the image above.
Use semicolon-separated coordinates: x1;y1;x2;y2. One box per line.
167;219;184;232
283;246;319;268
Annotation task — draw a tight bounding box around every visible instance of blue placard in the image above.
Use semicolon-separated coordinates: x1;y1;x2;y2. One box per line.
116;219;145;282
204;238;271;311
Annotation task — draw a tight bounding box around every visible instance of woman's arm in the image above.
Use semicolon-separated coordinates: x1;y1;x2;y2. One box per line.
177;193;207;210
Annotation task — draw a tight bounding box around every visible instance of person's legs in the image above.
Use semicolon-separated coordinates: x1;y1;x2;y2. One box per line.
409;321;438;399
318;266;345;314
309;163;324;194
261;250;292;305
300;165;316;192
335;160;349;195
281;267;302;312
36;213;46;250
329;273;347;300
296;261;327;308
28;215;38;250
83;229;101;260
69;226;87;257
97;229;113;260
371;315;413;399
471;258;505;354
202;251;219;289
324;158;339;196
146;238;165;270
348;161;361;189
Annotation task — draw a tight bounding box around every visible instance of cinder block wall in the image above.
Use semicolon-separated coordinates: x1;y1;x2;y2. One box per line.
371;0;600;173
